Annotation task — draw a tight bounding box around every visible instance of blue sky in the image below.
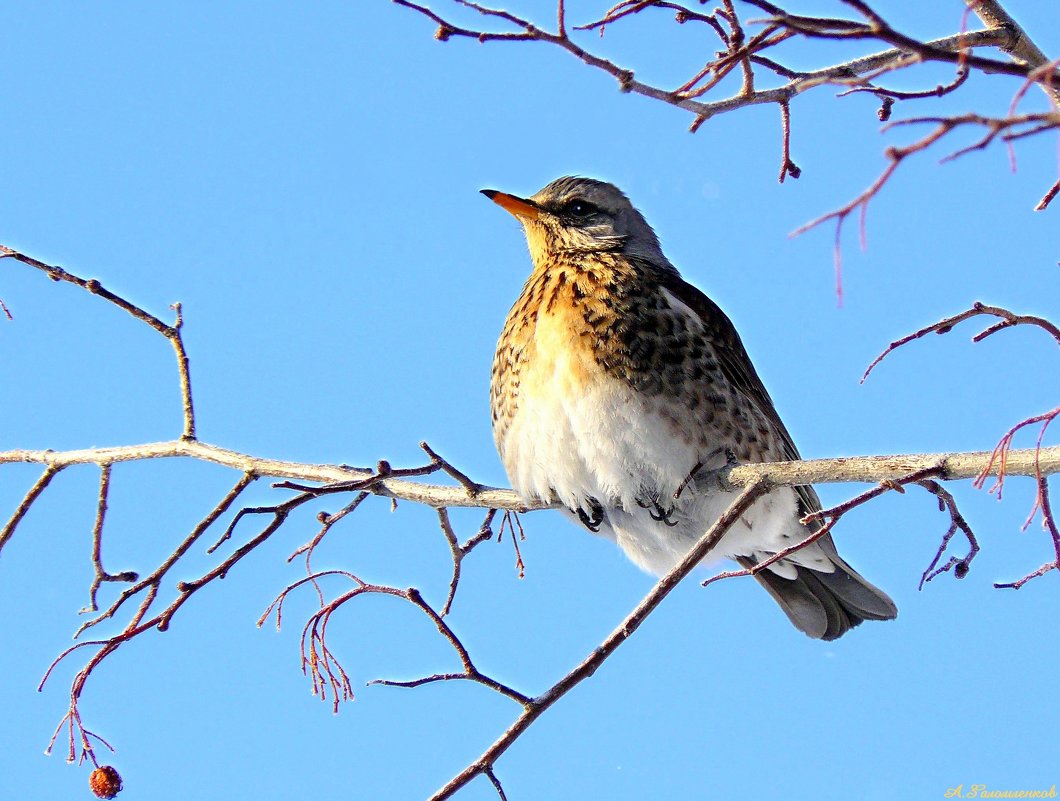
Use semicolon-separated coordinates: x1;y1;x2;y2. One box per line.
1;3;1057;800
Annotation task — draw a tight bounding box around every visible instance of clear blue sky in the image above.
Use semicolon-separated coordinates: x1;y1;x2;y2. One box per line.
1;3;1057;800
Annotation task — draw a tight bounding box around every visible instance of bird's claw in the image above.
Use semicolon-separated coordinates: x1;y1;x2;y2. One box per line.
576;499;605;532
636;496;679;527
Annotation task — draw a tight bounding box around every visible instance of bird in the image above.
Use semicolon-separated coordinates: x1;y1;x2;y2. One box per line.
483;176;897;640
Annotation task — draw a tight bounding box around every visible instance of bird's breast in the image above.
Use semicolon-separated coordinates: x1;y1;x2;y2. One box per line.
521;294;601;396
491;274;707;511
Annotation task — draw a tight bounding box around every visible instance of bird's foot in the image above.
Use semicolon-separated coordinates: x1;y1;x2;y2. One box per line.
575;498;605;533
636;496;679;527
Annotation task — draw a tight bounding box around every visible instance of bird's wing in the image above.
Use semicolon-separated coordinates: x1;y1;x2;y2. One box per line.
659;273;824;517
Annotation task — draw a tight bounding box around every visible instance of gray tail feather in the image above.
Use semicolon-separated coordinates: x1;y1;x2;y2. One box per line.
736;554;897;641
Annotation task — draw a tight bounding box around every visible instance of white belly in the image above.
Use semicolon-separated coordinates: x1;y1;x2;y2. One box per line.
499;372;833;579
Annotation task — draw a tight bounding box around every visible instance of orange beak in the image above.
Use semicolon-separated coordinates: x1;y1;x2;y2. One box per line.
481;189;540;221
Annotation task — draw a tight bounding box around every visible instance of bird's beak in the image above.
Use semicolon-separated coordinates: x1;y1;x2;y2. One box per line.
481;189;540;221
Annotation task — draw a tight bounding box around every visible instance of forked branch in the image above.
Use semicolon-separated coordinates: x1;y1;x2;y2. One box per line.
426;479;771;801
390;0;1060;294
5;207;1057;801
1;245;197;439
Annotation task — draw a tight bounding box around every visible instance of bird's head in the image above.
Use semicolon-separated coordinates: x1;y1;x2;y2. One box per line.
482;176;669;269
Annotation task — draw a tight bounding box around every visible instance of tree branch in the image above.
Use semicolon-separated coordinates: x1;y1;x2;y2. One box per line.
2;439;1057;531
80;465;138;615
1;245;197;439
427;479;771;800
0;464;60;552
393;1;1057;124
964;0;1060;107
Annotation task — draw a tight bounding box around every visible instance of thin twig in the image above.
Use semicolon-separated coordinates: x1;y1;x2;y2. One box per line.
0;464;62;554
74;472;258;636
1;246;198;439
916;479;981;587
862;301;1060;383
791;113;1058;297
974;407;1060;499
777;99;800;181
394;0;1049;125
262;572;532;710
80;465;138;614
700;466;948;591
428;480;770;800
1036;178;1060;211
995;476;1060;589
421;440;483;496
838;64;969;101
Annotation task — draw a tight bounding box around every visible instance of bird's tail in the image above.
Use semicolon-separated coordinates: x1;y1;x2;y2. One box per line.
737;543;897;640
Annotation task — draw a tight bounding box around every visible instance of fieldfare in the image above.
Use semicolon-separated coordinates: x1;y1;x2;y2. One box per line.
484;176;897;640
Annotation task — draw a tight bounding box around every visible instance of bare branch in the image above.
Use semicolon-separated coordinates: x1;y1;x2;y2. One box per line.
1036;177;1060;211
780;2;1048;82
376;586;532;706
0;464;61;553
420;440;483;495
837;64;970;102
995;475;1060;589
428;479;771;800
391;1;1059;287
916;480;981;587
777;99;801;182
287;491;371;608
75;472;258;637
484;767;508;801
791;112;1059;291
1;245;198;439
80;465;138;615
262;572;532;710
862;301;1060;383
436;507;496;616
394;1;1055;124
964;0;1060;107
2;439;1059;513
702;465;957;588
996;559;1057;588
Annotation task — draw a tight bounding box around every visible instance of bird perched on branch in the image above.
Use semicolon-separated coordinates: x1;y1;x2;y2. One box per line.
484;176;896;640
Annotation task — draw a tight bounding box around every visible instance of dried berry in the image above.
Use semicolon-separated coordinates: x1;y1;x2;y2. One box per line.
89;765;123;799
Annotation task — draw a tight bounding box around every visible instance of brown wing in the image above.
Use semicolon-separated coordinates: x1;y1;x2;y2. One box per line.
662;272;898;634
660;273;824;516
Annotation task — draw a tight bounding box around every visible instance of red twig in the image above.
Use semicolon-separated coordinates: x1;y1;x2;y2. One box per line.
1036;178;1060;212
916;480;981;587
862;301;1060;384
261;571;532;712
790;114;1054;299
288;492;371;606
778;99;801;182
995;476;1060;589
974;407;1059;500
703;466;948;588
498;510;527;578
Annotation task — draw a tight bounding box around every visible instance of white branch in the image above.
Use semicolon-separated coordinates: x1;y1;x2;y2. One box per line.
2;441;1057;512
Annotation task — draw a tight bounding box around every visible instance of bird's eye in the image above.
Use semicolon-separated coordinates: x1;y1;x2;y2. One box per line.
563;200;597;218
